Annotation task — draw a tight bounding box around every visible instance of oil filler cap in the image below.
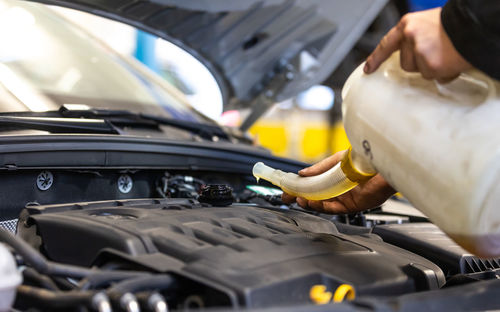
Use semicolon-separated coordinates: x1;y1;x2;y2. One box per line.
198;184;233;206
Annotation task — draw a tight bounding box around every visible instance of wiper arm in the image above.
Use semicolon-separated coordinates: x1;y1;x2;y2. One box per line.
59;106;231;141
0;106;234;141
140;113;230;141
0;116;119;134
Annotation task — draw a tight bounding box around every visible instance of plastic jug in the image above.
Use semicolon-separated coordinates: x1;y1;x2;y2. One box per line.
342;52;500;257
254;52;500;257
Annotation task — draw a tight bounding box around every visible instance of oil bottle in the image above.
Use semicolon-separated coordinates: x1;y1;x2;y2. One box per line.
254;52;500;257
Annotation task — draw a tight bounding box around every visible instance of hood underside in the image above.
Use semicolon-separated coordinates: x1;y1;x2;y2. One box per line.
24;0;386;128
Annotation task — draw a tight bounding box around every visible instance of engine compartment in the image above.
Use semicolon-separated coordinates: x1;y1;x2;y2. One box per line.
1;167;500;311
18;199;445;309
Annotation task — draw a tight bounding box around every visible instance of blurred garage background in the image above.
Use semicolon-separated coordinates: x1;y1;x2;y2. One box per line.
52;0;446;163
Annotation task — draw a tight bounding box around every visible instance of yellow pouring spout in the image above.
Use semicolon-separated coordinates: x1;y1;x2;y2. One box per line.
252;147;375;201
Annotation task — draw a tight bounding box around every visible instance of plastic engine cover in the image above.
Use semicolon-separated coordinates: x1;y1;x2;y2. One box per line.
19;199;445;308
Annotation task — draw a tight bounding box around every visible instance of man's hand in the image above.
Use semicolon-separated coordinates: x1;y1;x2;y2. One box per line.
364;8;472;82
282;151;396;214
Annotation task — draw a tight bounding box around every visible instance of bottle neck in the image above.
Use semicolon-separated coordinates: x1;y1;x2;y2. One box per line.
340;147;376;183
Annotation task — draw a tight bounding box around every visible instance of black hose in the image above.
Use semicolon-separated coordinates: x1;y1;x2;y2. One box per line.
52;276;79;291
0;228;92;278
0;228;148;281
79;271;151;290
107;275;175;300
16;285;98;309
22;268;59;291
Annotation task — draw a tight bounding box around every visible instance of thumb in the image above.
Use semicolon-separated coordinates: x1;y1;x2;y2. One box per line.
299;150;346;177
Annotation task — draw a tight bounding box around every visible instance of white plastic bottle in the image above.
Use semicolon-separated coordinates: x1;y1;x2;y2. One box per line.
254;52;500;257
0;242;21;312
341;52;500;257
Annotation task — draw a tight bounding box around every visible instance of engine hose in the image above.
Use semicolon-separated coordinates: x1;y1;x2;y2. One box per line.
16;285;102;309
79;272;152;290
0;228;150;281
0;227;92;278
22;267;59;291
253;148;375;201
107;275;175;301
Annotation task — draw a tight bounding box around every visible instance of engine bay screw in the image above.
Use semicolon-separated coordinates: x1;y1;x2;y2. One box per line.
147;293;168;312
91;292;112;312
36;171;53;191
120;293;140;312
118;174;133;194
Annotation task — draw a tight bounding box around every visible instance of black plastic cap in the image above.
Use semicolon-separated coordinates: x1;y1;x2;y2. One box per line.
198;185;233;206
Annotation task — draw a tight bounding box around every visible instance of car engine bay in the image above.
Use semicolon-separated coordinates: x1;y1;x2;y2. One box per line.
1;166;500;311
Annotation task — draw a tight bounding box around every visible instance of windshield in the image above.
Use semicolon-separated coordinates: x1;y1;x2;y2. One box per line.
0;0;212;123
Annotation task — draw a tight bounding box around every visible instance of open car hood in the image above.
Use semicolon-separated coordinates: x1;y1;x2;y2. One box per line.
25;0;386;129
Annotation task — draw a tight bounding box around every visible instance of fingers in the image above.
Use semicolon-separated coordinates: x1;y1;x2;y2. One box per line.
281;192;296;204
296;197;353;215
436;75;459;84
364;22;404;74
295;174;397;215
298;150;346;177
365;8;470;81
296;197;308;208
400;40;417;72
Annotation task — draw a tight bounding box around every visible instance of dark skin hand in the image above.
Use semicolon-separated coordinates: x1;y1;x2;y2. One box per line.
364;7;472;81
284;8;474;214
282;150;396;214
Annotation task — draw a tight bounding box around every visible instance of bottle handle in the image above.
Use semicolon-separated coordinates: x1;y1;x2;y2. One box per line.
434;70;497;103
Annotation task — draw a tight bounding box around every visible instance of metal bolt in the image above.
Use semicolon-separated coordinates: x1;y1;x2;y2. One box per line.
91;292;112;312
36;171;53;191
118;174;133;194
120;293;140;312
147;293;168;312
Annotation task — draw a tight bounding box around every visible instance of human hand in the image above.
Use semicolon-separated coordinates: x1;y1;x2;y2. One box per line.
282;151;396;214
364;8;472;82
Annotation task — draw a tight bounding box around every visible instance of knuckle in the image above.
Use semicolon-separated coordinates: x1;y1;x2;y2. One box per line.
399;14;409;27
399;13;415;28
403;26;415;38
427;59;441;72
379;36;389;50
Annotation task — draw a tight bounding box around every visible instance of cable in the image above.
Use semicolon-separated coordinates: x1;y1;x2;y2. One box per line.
79;271;151;290
22;267;59;291
0;228;148;281
107;275;175;297
0;228;93;278
16;285;105;309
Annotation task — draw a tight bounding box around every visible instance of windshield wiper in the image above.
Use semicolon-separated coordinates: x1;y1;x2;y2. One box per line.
58;105;231;141
0;116;119;134
0;106;232;141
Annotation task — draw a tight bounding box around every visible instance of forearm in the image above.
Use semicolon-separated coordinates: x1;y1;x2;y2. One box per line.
441;0;500;80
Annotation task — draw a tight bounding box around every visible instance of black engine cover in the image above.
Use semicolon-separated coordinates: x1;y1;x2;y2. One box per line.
19;199;445;308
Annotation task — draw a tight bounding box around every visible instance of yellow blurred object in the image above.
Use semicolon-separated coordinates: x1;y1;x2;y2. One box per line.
248;121;288;157
249;112;350;163
301;127;328;159
309;284;355;305
333;284;355;302
309;285;332;304
330;121;350;154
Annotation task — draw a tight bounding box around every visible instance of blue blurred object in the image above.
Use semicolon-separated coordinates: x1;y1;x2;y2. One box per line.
408;0;447;11
134;30;160;73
